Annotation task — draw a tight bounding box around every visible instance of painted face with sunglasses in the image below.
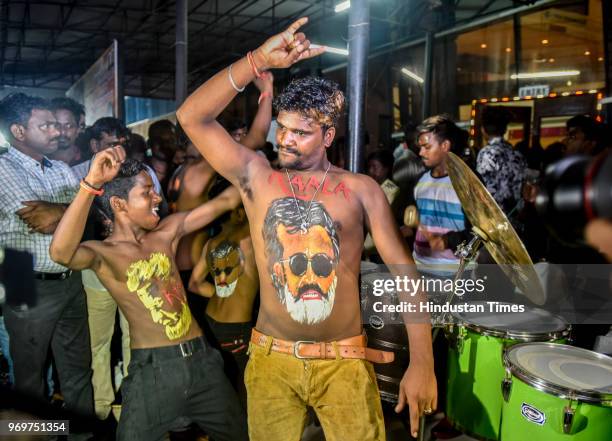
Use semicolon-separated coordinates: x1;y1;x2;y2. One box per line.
272;224;338;325
209;241;244;298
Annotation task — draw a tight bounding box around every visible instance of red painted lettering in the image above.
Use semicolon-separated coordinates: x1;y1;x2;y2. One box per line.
290;175;306;194
333;181;351;201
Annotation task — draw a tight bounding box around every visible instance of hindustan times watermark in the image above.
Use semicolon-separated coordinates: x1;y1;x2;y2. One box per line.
371;300;525;314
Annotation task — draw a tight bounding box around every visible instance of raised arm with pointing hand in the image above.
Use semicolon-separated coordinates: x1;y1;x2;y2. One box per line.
177;17;324;185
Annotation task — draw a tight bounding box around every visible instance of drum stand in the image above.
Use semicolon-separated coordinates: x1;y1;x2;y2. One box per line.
432;226;488;339
421;229;487;441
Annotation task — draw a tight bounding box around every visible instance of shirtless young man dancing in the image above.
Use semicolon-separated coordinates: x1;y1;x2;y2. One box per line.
178;18;437;440
49;147;248;441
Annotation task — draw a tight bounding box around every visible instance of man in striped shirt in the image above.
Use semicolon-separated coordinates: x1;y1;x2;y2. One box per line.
413;115;471;277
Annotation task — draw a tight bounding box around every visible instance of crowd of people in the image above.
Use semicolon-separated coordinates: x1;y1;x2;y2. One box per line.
0;17;610;441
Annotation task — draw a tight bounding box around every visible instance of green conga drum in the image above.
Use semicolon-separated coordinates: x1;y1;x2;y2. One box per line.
501;343;612;440
446;302;570;440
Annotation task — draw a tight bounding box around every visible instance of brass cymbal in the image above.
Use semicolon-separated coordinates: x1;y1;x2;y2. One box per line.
446;152;545;305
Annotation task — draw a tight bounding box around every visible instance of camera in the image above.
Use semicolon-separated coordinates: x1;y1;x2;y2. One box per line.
536;152;612;239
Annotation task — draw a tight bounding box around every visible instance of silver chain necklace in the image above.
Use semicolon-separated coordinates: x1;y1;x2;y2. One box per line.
285;163;331;233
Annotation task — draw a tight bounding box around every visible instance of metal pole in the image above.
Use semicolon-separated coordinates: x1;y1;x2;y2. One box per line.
114;39;125;123
175;0;188;108
422;31;434;120
346;0;370;174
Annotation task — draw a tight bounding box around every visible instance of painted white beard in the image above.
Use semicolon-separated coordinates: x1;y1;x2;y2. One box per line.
282;277;337;325
215;279;238;298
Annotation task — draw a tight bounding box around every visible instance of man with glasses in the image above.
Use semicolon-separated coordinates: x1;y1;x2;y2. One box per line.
0;93;94;432
178;18;436;440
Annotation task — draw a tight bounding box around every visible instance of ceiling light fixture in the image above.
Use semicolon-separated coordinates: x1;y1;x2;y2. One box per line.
311;44;348;56
335;1;350;13
510;70;580;79
401;68;424;83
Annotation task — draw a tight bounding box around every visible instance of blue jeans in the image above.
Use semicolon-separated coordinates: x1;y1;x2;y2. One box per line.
0;314;14;386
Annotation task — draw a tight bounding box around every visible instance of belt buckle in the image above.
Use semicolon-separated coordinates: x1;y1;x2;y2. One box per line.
293;340;317;359
179;341;193;358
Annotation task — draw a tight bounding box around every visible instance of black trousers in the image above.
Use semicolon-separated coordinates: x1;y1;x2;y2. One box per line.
4;272;94;434
205;315;251;407
118;336;248;441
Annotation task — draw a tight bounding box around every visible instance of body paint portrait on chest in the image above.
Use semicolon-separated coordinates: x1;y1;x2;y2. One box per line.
262;197;340;325
207;240;245;298
125;252;192;340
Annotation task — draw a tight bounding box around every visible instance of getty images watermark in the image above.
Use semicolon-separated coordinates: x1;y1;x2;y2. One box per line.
368;274;525;314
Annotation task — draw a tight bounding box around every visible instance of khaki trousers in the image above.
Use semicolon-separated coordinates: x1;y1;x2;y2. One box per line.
245;338;385;441
85;285;130;420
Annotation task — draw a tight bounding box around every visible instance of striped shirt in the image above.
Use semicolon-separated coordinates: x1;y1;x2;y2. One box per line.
413;171;466;275
0;146;78;272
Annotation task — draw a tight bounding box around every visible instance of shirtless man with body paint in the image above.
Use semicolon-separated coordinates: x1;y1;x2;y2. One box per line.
168;72;275;272
50;147;247;441
189;202;258;404
177;18;437;440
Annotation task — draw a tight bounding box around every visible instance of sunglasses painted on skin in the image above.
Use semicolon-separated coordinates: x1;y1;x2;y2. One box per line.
212;266;238;277
281;253;334;278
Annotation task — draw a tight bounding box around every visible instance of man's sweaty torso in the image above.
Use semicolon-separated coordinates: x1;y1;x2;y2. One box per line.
242;163;368;342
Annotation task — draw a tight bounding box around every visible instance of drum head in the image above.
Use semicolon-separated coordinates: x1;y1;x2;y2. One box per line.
453;301;568;337
506;343;612;402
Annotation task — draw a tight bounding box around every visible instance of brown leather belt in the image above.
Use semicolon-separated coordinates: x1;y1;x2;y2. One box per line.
250;329;394;364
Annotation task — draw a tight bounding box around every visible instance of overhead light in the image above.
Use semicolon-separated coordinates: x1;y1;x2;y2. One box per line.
598;57;604;62
480;43;487;49
548;58;555;63
510;70;580;79
311;44;348;56
505;47;512;53
584;50;591;56
335;1;350;12
542;39;549;44
401;68;424;83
